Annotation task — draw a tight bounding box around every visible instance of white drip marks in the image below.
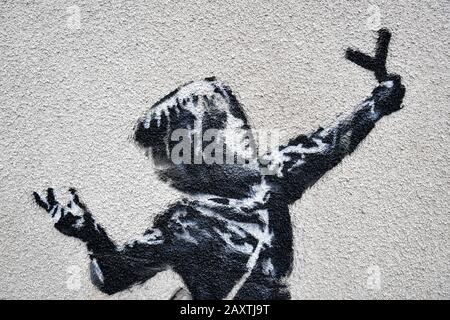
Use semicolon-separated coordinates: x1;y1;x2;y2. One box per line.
224;208;272;300
189;179;273;300
143;80;230;130
141;79;256;164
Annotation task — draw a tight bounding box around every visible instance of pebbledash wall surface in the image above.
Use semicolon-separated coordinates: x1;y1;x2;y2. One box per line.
0;0;448;300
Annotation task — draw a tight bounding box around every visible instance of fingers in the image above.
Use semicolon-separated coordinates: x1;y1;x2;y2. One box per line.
34;187;88;220
346;28;394;83
50;205;63;221
69;188;87;210
47;188;57;206
33;187;90;239
345;49;376;71
33;191;50;211
375;28;391;66
33;188;59;213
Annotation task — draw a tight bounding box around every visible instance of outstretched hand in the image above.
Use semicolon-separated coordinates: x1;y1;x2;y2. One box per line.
33;188;93;239
346;28;405;115
346;28;393;83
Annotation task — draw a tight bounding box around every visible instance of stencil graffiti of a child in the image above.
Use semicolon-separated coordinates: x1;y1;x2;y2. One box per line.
33;29;405;300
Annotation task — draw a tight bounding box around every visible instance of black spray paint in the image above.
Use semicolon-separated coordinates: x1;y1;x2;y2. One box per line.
33;29;405;299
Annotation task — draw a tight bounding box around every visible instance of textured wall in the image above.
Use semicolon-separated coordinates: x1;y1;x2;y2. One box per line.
0;0;448;299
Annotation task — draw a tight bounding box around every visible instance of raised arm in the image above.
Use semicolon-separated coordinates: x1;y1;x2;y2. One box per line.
33;188;169;294
264;29;405;203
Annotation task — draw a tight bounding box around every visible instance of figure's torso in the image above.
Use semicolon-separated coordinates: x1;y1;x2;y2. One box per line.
153;177;293;299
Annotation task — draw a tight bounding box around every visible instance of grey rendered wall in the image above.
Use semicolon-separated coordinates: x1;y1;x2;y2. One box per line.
0;0;448;299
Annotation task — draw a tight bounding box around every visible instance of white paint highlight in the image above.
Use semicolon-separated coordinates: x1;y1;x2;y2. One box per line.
91;258;104;284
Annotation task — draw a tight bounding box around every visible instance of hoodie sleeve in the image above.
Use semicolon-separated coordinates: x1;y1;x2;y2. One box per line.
263;77;405;203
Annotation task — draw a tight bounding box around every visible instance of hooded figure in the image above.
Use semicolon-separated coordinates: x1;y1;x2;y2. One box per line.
33;29;405;299
134;77;262;199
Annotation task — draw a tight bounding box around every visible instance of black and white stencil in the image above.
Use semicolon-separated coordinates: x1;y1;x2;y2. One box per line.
33;29;405;300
